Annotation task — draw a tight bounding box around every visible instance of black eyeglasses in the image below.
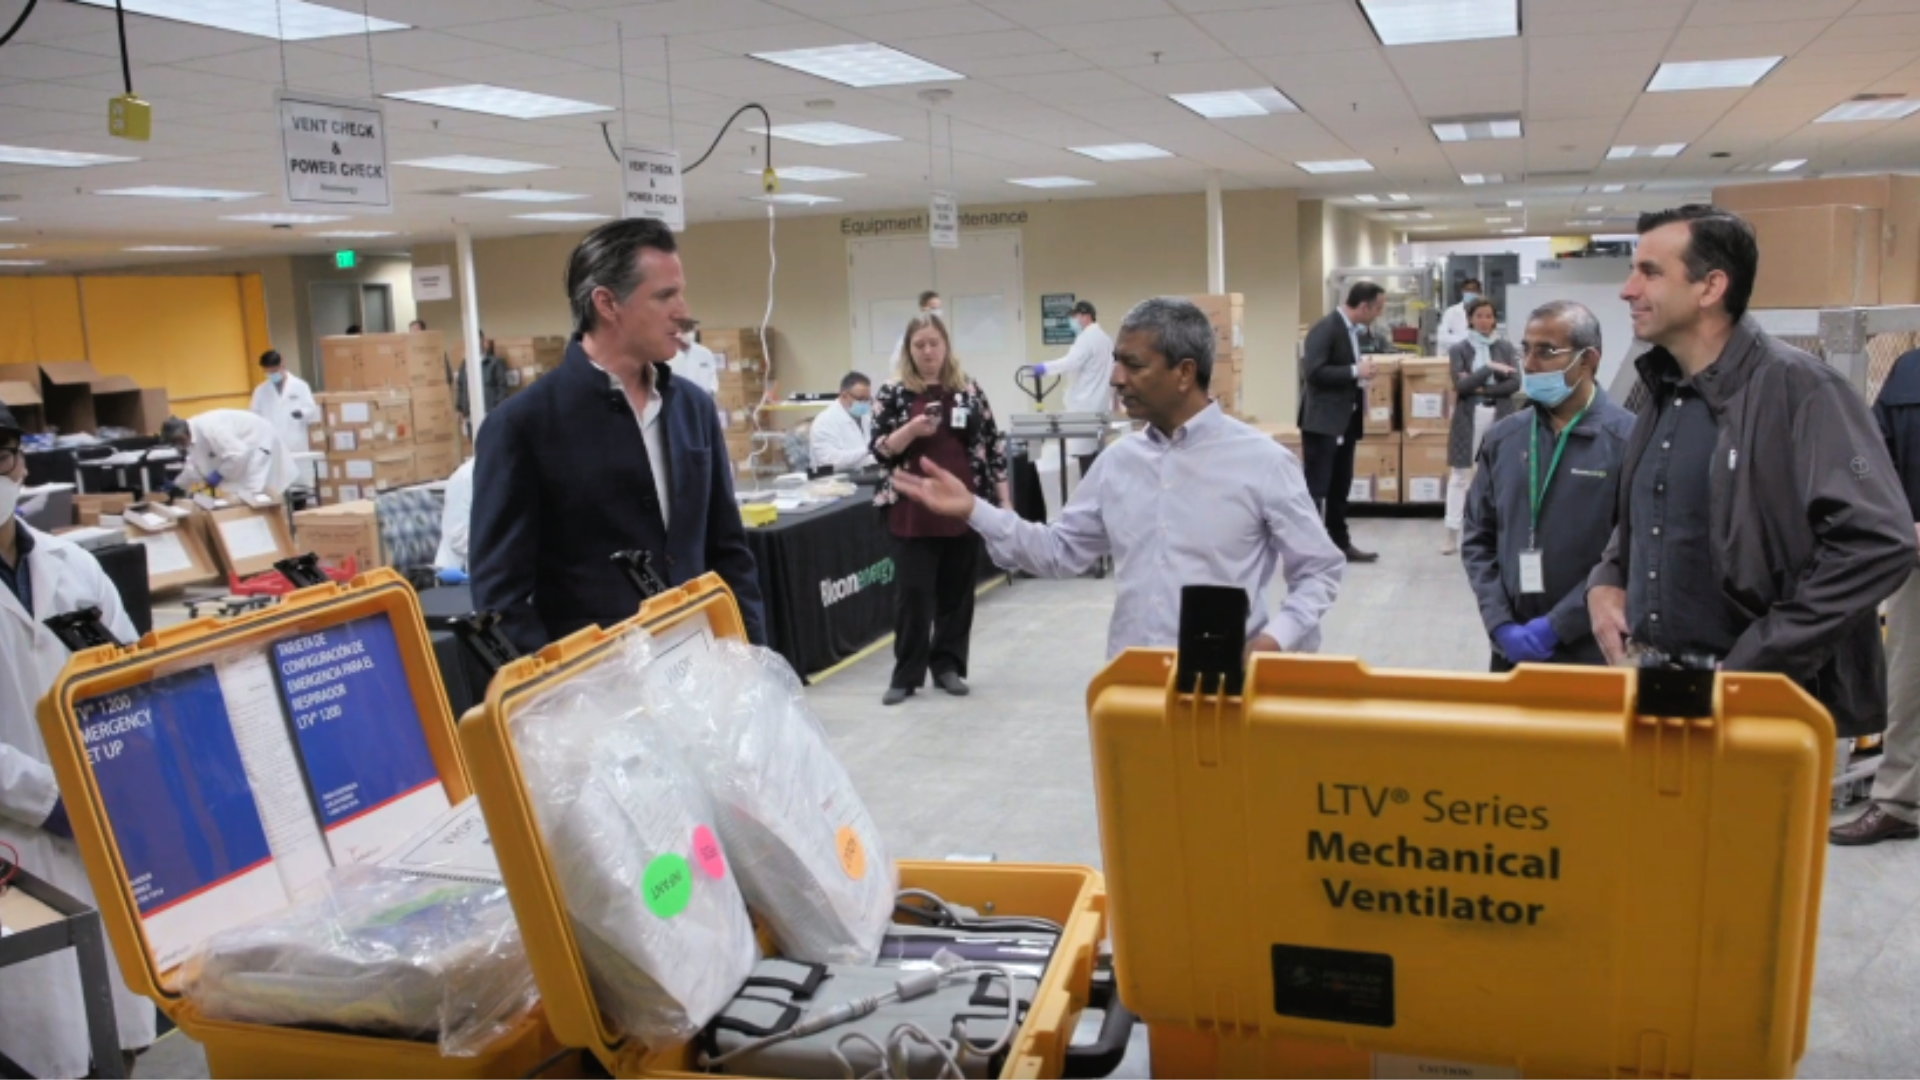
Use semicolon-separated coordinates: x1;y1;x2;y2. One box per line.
0;446;19;475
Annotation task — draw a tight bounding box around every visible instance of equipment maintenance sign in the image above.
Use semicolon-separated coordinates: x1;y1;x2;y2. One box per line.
624;144;685;231
275;90;391;211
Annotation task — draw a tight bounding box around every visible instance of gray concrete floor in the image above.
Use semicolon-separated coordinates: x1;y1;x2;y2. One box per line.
133;517;1910;1077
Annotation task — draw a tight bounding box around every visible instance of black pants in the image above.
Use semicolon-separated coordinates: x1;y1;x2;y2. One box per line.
1301;416;1361;549
892;534;980;690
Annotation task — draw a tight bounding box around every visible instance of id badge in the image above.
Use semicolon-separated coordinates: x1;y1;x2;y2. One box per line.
1519;549;1545;595
951;405;970;429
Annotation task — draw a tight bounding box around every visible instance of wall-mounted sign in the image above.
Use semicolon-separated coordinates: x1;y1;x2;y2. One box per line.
275;90;391;212
1041;293;1078;346
622;144;685;231
412;265;453;302
839;209;1028;237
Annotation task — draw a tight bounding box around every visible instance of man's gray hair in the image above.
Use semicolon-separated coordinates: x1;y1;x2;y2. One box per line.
1529;300;1602;355
1120;297;1215;389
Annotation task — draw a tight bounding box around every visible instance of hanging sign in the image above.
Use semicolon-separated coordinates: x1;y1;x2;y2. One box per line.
274;90;391;212
930;190;959;249
623;144;685;231
412;265;453;302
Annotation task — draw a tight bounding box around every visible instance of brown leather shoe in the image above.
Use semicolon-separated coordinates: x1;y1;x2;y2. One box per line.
1829;806;1920;846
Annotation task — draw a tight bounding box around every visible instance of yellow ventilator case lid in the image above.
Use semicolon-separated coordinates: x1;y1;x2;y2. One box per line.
1087;654;1832;1079
36;570;555;1078
458;574;1111;1079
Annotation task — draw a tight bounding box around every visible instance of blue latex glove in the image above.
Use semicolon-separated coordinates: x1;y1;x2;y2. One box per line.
204;469;224;490
1032;362;1049;377
1496;618;1558;663
43;798;72;839
436;567;470;585
1518;616;1559;659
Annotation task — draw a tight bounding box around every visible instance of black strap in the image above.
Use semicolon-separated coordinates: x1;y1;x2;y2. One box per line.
742;959;829;1001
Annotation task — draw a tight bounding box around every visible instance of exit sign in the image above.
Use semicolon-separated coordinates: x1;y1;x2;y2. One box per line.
334;250;357;269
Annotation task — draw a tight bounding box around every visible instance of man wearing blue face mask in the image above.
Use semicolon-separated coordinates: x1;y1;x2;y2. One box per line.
249;349;318;485
1460;301;1635;669
810;370;877;472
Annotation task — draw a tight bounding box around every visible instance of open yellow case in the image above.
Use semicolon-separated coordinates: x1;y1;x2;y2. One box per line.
37;569;558;1079
1087;640;1834;1079
456;573;1110;1079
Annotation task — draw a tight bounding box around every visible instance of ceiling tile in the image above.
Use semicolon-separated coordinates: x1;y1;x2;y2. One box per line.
1531;4;1684;37
980;0;1178;29
445;12;626;49
831;5;1019;39
1192;5;1375;55
0;44;124;82
1665;20;1833;58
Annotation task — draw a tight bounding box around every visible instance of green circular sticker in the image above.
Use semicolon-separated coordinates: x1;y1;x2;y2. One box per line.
642;854;693;919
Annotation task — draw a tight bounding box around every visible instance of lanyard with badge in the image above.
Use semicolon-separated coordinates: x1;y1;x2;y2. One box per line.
1521;388;1594;594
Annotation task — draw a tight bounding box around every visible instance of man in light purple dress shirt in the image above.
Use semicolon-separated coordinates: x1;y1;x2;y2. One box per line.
894;296;1345;659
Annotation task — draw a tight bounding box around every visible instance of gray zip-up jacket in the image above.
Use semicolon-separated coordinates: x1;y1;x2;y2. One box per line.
1589;317;1917;736
1462;388;1636;663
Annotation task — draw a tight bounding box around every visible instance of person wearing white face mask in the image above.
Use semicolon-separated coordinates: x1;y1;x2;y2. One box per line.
810;371;877;472
0;403;158;1078
1443;299;1521;554
669;317;720;396
1437;277;1483;354
249;349;318;485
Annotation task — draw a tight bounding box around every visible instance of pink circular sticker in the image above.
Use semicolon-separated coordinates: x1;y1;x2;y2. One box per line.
692;825;727;880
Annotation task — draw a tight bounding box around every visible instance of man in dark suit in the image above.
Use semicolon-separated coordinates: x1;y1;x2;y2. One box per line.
1298;282;1386;563
470;218;767;653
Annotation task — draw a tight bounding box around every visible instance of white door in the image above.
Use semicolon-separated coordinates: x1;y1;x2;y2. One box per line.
847;230;1026;410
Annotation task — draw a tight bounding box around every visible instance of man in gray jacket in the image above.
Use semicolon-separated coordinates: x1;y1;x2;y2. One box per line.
1589;206;1917;737
1462;301;1635;669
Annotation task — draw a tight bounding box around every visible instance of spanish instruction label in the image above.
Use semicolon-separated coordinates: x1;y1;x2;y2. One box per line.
272;614;447;864
275;90;391;211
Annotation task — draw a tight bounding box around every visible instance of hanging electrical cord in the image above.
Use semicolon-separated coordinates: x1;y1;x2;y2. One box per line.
0;0;37;49
113;0;132;94
683;102;773;174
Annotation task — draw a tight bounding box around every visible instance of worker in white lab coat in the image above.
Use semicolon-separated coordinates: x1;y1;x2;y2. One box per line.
0;403;157;1078
1437;277;1482;354
669;319;720;397
808;372;876;472
1030;300;1116;517
435;458;476;583
248;349;318;486
160;409;297;500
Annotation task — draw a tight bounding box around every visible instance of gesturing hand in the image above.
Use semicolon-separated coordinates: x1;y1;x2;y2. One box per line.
891;460;976;520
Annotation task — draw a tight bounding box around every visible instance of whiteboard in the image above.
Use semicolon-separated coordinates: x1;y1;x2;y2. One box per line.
848;231;1026;402
1502;284;1641;401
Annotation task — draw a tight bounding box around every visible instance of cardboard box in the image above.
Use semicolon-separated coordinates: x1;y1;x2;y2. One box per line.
293;501;383;570
411;394;459;445
1713;173;1920;306
320;336;364;391
0;361;98;434
0;381;45;433
322;448;415;493
716;370;768;411
412;440;459;482
1743;205;1883;309
1363;355;1401;435
703;328;768;367
208;505;297;579
1351;433;1403;505
1401;434;1451;504
498;336;568;373
1400;358;1453;436
91;376;169;436
74;493;134;528
1183;293;1245;353
123;518;220;592
316;389;414;451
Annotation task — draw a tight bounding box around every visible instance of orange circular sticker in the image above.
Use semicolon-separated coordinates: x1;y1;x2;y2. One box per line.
835;825;867;881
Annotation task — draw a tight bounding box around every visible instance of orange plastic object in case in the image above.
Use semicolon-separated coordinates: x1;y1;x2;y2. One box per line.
456;573;1109;1078
1087;653;1832;1079
37;569;559;1079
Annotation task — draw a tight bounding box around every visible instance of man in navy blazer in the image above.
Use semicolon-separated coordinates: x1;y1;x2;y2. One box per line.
470;218;767;652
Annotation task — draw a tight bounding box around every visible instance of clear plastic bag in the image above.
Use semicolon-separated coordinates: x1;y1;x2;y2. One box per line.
646;639;897;965
510;630;758;1050
176;865;538;1056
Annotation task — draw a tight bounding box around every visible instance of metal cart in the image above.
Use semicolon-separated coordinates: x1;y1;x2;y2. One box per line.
0;861;126;1079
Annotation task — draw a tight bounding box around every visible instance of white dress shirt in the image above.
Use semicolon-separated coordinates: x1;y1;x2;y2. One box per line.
1437;302;1471;354
968;403;1345;657
591;361;671;530
1041;322;1116;415
809;399;874;471
669;341;720;396
435;459;475;572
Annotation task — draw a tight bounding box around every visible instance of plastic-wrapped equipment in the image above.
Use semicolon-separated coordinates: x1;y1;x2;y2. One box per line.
177;866;538;1056
510;630;758;1050
645;638;897;965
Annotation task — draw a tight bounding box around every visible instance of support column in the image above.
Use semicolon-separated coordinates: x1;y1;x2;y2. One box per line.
454;221;486;435
1206;171;1225;294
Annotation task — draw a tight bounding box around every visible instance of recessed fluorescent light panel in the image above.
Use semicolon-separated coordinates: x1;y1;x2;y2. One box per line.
221;213;347;224
1500;228;1525;234
1601;184;1627;193
0;260;46;267
1170;87;1299;118
751;43;961;88
1431;116;1522;142
1296;159;1374;173
513;212;610;222
311;231;397;238
1486;216;1512;223
1816;98;1920;123
0;144;137;168
1071;143;1174;161
1359;0;1519;46
96;186;260;200
0;244;25;250
748;166;864;182
1354;194;1381;203
396;156;551;174
462;190;587;203
1609;144;1688;159
124;245;218;252
1567;219;1603;227
1769;159;1808;172
1008;176;1095;188
1586;205;1605;212
0;217;16;223
383;85;608;120
1647;57;1781;92
1460;173;1504;185
71;0;406;40
748;193;841;206
751;123;900;146
1389;193;1412;202
1505;199;1523;207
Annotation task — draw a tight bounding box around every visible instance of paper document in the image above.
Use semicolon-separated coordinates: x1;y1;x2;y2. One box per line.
377;797;501;885
217;651;332;898
137;532;192;576
341;403;370;424
219;516;281;563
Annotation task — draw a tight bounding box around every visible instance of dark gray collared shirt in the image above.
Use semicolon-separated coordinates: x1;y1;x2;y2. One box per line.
1626;378;1750;658
0;522;33;614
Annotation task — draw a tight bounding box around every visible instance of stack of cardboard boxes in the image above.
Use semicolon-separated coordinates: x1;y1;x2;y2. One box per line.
292;500;384;572
705;328;780;474
1258;353;1459;507
1184;294;1246;417
496;336;567;396
313;331;463;503
1711;174;1920;309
